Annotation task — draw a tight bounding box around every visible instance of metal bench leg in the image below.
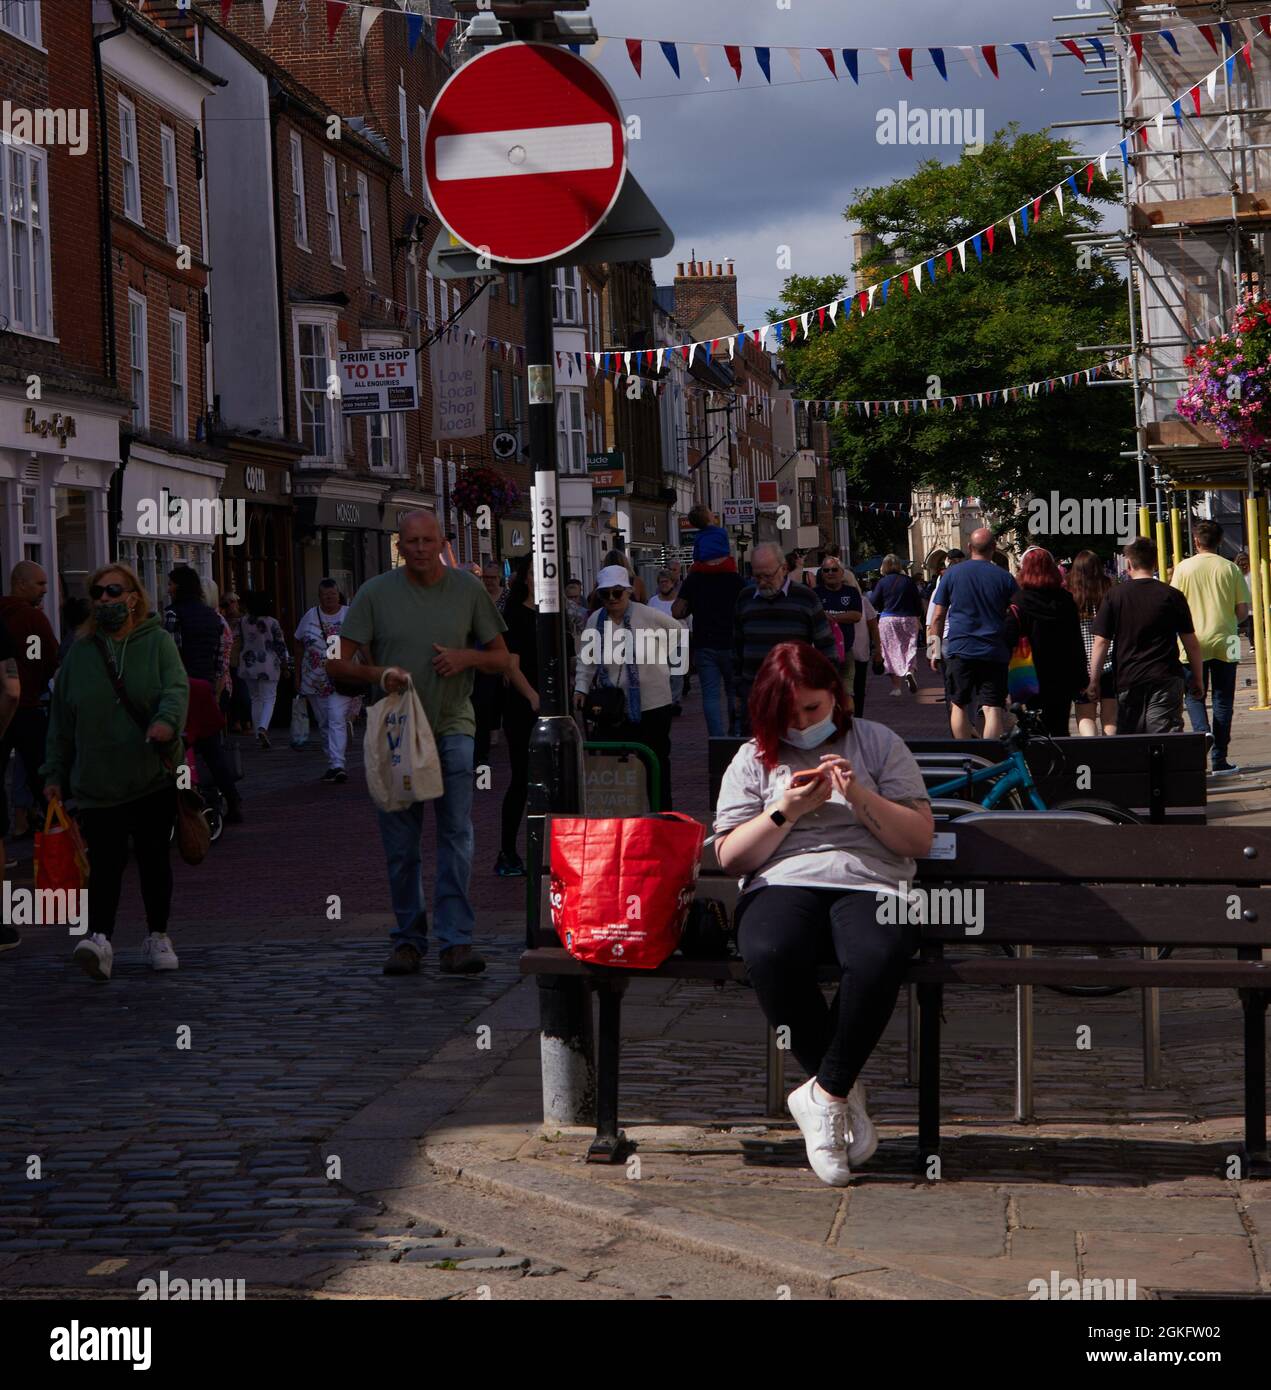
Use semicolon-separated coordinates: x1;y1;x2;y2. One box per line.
1141;947;1162;1088
1241;988;1269;1173
766;1026;785;1118
906;982;919;1086
917;982;942;1171
1015;946;1034;1123
587;981;632;1165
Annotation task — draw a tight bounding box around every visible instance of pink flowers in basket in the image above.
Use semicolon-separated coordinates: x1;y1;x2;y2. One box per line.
1176;294;1271;451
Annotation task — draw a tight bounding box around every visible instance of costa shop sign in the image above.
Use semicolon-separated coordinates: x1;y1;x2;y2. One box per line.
337;348;418;415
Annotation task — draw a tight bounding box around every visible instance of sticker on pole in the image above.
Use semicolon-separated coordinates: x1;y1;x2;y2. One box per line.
423;42;627;265
532;471;561;614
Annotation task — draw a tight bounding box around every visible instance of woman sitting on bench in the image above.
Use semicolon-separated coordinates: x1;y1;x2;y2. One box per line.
713;641;934;1186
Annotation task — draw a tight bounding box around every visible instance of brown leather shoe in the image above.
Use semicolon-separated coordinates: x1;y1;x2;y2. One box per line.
439;945;486;975
383;943;422;975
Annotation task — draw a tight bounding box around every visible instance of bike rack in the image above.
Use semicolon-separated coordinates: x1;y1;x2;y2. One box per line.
929;799;988;820
912;752;998;770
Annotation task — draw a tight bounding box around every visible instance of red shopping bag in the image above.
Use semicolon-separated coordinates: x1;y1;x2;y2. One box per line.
550;813;706;969
35;797;89;894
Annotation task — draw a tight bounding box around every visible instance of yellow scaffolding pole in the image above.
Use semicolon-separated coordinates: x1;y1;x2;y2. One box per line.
1138;504;1151;541
1247;492;1269;709
1262;494;1271;698
1154;514;1170;580
1170;503;1183;573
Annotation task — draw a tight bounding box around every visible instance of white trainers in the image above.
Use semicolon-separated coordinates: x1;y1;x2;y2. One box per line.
847;1081;878;1168
787;1077;852;1186
73;933;113;982
142;933;179;971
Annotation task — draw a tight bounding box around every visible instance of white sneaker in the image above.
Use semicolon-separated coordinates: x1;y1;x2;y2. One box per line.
73;933;113;982
888;688;902;698
142;933;179;971
847;1081;878;1168
787;1078;852;1186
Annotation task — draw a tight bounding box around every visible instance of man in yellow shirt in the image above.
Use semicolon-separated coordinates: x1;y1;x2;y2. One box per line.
1170;520;1250;775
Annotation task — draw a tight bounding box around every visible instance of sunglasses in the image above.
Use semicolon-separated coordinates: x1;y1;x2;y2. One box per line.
90;583;129;600
600;586;629;601
821;566;842;574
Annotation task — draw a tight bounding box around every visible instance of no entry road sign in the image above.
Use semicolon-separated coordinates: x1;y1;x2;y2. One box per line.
423;42;627;265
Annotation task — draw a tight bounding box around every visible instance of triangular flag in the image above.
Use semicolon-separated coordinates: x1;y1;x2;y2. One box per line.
1066;173;1079;199
930;47;949;80
1155;109;1165;138
703;340;713;363
1226;54;1237;84
786;48;802;78
827;299;840;322
961;45;981;78
725;45;743;81
1207;68;1218;101
262;0;278;28
843;49;859;83
944;249;954;274
726;337;735;359
434;17;456;52
689;344;699;365
900;272;910;297
867;284;878;309
1099;151;1109;179
957;241;967;270
982;44;999;78
626;39;643;77
1033;196;1042;222
655;348;665;371
1172;98;1183;127
1085;161;1095;191
405;11;423;50
926;257;936;284
326;0;347;43
972;233;983;262
1241;42;1254;71
359;4;379;47
899;48;914;80
1061;38;1086;66
1089;36;1107;66
1160;28;1179;56
1034;42;1052;77
875;49;892;78
1129;33;1143;64
1012;43;1036;71
1219;22;1234;51
755;47;771;82
1010;215;1019;243
986;224;995;253
659;42;680;79
1119;138;1130;167
911;265;923;292
817;306;826;330
817;48;836;78
1055;182;1064;213
1198;24;1218;54
1190;83;1202;115
692;44;711;82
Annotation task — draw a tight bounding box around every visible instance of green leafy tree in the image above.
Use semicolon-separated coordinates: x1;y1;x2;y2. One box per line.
776;126;1135;555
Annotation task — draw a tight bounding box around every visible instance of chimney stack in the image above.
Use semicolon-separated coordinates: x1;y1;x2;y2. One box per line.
672;254;739;331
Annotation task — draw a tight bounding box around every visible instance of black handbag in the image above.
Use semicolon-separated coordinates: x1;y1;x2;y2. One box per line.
584;686;627;734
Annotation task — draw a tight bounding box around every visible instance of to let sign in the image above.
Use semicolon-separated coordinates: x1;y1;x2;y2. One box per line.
337;349;418;415
588;450;625;497
723;498;756;526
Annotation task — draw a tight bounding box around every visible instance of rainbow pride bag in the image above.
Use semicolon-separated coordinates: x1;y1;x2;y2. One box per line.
1006;605;1040;702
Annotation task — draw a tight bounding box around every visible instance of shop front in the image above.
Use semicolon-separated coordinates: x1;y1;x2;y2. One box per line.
626;500;673;591
0;385;123;634
293;479;386;612
216;443;298;635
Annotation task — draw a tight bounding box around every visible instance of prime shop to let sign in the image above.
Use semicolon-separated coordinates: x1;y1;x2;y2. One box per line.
338;348;418;415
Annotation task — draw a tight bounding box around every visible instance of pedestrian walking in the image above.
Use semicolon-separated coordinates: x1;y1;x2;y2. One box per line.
928;528;1019;739
327;509;511;976
220;590;251;733
1067;550;1117;737
0;624;23;954
814;554;862;688
674;525;744;738
1171;520;1250;774
238;591;290;749
840;569;883;717
1235;552;1255;658
1003;548;1088;736
495;556;542;878
295;578;357;784
574;564;683;810
714;641;933;1186
867;555;925;697
1089;537;1204;735
42;563;189;982
648;568;686;713
0;561;59;842
591;549;648;606
733;543;837;735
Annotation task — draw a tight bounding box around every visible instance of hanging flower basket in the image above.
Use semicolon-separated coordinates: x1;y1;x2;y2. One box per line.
452;466;521;519
1176;294;1271;452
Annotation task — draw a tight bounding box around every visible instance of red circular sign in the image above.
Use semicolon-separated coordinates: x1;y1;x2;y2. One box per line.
423;42;627;265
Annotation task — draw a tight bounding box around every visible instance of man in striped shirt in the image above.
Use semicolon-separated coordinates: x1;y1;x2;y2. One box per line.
733;543;838;735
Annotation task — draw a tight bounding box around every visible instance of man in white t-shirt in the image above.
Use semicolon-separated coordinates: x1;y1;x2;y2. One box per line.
295;578;355;783
648;568;686;713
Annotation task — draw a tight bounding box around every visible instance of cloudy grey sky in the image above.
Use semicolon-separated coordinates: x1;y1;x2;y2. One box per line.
587;0;1122;325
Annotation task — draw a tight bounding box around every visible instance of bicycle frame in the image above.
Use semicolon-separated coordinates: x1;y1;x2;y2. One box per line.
927;747;1048;810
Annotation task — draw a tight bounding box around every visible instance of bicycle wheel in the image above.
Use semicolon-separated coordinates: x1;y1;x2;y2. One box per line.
203;805;224;844
1002;799;1165;996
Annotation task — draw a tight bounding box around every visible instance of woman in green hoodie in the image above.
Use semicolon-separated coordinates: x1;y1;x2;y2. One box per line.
42;563;189;982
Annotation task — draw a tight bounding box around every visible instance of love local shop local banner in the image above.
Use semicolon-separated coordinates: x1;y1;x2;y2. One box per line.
429;290;489;441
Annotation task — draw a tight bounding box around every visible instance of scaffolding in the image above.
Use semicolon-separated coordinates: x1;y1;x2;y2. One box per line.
1054;2;1271;703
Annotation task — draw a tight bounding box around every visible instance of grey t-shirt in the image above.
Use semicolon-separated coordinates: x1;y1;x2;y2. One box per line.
713;719;929;898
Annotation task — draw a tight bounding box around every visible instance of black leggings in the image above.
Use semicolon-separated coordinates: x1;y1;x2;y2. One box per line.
501;707;534;857
77;785;178;941
735;886;918;1097
853;656;868;718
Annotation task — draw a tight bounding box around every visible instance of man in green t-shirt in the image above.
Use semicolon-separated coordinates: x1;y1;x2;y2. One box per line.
329;510;510;975
1170;519;1250;775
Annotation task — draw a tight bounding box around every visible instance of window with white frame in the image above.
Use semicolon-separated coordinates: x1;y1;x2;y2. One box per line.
128;292;148;429
368;412;405;472
555;389;586;473
490;369;503;428
552;267;580;325
0;136;52;337
0;1;42;44
295;318;336;460
357;172;372;278
118;94;141;224
169;311;187;441
323;154;342;266
398;87;411;194
159;126;180;245
290;132;309;249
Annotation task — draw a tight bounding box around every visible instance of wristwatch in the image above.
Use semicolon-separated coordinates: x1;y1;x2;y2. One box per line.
769;808;788;828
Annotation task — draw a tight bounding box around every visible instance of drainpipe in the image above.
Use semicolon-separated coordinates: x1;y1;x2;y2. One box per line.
267;81;291;438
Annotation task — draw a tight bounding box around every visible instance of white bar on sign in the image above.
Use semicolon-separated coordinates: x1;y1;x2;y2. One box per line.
434;122;614;181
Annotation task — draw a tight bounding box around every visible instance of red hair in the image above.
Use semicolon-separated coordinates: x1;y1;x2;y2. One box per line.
1018;547;1063;590
749;642;851;769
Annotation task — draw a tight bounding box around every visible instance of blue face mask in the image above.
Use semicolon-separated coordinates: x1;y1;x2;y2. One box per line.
784;716;837;751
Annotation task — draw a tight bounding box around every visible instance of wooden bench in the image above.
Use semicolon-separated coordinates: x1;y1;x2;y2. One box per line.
521;820;1271;1176
708;733;1209;825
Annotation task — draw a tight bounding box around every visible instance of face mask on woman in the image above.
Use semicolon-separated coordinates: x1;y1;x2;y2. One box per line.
784;715;837;750
96;601;131;633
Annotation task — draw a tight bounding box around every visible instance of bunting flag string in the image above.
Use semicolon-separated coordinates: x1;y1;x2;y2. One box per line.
602;28;1265;364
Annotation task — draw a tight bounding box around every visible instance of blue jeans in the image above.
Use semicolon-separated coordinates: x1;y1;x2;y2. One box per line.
1183;659;1237;762
696;647;738;738
375;734;475;953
